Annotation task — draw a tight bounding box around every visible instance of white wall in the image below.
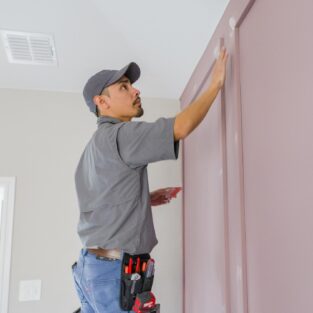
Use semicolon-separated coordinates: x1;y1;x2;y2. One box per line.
0;88;182;313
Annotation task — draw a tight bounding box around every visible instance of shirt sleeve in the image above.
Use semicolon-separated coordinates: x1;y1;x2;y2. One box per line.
116;117;180;168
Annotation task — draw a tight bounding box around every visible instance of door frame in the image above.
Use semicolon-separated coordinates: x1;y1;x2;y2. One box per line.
0;177;16;313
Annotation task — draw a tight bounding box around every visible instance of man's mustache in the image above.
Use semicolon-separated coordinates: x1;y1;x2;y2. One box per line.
133;97;141;105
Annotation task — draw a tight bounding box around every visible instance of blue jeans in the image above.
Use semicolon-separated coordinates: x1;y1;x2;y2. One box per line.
72;249;133;313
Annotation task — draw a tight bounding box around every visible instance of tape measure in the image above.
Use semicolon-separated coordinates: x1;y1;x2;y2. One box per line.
132;291;159;313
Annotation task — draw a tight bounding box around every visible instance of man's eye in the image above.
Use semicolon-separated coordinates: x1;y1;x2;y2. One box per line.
121;85;127;90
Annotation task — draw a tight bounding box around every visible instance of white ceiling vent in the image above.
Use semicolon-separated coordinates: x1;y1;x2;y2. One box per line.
1;30;57;66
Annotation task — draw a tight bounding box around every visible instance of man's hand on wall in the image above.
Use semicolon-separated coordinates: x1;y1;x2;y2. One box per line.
210;46;228;89
150;187;182;206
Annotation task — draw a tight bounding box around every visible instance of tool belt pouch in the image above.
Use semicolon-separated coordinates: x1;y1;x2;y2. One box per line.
142;269;154;292
120;252;154;311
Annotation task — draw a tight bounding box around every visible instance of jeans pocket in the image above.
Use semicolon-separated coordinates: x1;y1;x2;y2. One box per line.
88;278;123;313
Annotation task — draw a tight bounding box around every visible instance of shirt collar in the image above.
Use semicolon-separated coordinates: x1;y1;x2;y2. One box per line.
97;115;123;126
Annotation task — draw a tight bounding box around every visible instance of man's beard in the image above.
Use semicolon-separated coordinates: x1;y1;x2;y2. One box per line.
135;107;144;117
133;97;144;117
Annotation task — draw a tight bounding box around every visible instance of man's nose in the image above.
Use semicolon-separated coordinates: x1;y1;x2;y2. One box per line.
132;86;140;97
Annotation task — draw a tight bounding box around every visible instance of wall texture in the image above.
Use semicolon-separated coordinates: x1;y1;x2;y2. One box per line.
0;88;182;313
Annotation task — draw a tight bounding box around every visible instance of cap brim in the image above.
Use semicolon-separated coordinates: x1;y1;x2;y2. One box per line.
108;62;141;86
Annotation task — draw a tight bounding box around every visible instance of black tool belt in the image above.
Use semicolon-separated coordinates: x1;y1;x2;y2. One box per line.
120;252;155;311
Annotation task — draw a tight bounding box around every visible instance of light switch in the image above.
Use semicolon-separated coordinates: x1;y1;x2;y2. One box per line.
19;280;41;301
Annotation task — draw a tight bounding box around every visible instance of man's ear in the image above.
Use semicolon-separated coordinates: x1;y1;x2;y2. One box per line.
93;95;110;109
93;95;101;107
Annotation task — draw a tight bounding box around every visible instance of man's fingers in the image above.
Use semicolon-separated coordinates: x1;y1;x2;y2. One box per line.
223;51;228;63
224;51;228;62
219;47;228;63
219;47;226;58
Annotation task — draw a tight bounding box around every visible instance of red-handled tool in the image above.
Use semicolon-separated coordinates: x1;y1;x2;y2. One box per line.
136;257;141;273
128;257;133;274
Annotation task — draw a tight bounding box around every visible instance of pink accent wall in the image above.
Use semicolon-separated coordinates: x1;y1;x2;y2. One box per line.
180;0;313;312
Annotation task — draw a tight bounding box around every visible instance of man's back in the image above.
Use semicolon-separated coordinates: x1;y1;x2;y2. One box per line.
75;115;179;254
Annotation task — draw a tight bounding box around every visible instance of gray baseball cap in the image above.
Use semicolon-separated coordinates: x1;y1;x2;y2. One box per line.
83;62;141;115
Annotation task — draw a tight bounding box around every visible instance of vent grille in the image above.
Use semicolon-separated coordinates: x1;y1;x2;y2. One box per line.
1;30;57;66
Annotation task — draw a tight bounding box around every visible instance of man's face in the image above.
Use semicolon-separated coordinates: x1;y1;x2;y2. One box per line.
104;76;143;120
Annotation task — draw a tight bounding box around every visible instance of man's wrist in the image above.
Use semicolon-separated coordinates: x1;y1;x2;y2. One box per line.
209;80;222;93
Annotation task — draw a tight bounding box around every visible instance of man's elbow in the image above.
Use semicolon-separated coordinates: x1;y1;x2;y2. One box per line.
173;118;190;141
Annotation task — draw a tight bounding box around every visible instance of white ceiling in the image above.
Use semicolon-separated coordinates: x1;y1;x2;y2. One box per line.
0;0;229;99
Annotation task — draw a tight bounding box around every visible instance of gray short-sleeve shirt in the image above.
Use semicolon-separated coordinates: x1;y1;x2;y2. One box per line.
75;115;179;254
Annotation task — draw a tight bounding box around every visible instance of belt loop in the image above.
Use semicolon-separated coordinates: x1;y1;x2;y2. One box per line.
120;250;125;260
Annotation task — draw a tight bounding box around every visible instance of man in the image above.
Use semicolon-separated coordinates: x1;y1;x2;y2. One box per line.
72;47;228;313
